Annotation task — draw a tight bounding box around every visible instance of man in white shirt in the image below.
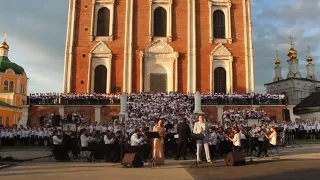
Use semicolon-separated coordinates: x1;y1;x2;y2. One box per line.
80;131;91;150
193;115;212;163
130;129;145;146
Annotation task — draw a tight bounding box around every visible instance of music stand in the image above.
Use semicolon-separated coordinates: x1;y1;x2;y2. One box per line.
189;133;204;168
145;132;161;168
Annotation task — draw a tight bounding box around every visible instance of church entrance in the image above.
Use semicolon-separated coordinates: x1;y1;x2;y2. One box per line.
150;73;167;92
94;65;107;93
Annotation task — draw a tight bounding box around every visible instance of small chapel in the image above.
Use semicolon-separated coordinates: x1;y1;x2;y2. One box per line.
265;38;320;105
0;34;28;126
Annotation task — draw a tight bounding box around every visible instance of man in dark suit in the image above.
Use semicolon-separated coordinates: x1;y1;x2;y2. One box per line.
175;118;191;160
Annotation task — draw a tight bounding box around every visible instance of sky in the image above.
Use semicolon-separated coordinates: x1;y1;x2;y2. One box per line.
0;0;319;93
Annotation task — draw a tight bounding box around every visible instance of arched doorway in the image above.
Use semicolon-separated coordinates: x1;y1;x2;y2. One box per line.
149;65;167;92
94;65;107;93
214;67;226;93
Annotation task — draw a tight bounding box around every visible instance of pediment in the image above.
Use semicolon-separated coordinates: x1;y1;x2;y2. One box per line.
211;43;232;56
91;41;111;54
145;40;174;54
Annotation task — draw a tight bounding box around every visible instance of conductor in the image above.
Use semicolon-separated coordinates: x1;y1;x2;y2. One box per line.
175;118;191;160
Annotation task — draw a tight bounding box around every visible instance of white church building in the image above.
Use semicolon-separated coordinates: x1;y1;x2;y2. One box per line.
265;43;320;105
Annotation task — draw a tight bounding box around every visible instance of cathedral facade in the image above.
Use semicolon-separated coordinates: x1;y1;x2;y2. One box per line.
63;0;254;94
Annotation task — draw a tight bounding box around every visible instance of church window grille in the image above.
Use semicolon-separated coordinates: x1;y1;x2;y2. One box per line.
9;81;14;91
213;10;225;39
214;67;226;94
154;7;167;37
97;7;110;36
3;80;8;91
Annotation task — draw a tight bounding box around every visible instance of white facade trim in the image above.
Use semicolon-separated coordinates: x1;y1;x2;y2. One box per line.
149;0;173;42
187;0;196;93
88;41;113;93
92;0;115;41
208;0;232;44
247;0;254;92
142;40;179;92
63;0;77;93
210;43;233;93
123;0;133;93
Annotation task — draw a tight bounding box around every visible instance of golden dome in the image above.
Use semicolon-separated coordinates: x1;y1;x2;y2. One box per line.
307;56;313;64
0;41;9;50
287;47;297;57
275;58;280;65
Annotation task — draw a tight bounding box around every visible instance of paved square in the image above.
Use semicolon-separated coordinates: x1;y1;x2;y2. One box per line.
1;145;320;180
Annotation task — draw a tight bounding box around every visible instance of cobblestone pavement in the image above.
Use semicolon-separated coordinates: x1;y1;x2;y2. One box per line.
0;145;319;180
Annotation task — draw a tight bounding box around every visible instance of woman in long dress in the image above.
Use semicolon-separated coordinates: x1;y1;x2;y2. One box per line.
152;119;165;165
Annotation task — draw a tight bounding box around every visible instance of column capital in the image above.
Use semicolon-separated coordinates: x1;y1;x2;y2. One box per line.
94;105;102;108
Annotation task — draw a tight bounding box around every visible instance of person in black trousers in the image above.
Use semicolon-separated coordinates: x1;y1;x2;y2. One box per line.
175;118;191;160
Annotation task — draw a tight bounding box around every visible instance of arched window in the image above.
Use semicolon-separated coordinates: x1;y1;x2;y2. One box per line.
97;7;110;36
6;116;9;126
9;81;14;91
213;10;225;39
94;65;107;93
214;67;226;93
3;80;8;90
0;116;2;125
154;7;167;37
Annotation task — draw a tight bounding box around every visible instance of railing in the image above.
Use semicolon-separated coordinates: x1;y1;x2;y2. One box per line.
27;97;120;105
201;97;286;105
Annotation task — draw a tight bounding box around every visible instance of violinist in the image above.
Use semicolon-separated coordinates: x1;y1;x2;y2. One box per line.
265;126;277;147
52;130;69;161
256;127;267;158
227;127;241;152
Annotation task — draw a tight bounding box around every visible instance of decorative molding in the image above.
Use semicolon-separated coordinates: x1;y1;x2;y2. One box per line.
92;1;115;41
211;43;232;57
208;0;232;44
146;40;174;54
143;40;179;92
88;41;113;93
149;0;173;42
210;44;233;93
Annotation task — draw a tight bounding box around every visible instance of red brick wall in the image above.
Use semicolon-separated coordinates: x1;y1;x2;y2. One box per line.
71;0;249;93
28;106;59;126
197;0;246;93
72;0;126;93
202;106;218;123
101;106;121;122
64;106;95;122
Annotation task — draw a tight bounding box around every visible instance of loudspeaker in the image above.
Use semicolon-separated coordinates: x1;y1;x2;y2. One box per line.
282;109;291;122
51;115;60;127
225;152;245;166
121;153;144;168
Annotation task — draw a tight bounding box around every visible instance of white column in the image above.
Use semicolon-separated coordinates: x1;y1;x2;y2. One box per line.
208;1;213;43
90;0;95;41
247;0;254;92
124;0;133;93
17;105;29;127
307;63;315;79
217;105;224;124
58;105;65;116
139;51;144;92
193;91;203;114
292;61;299;74
95;105;102;122
175;57;178;92
287;105;295;122
119;93;127;116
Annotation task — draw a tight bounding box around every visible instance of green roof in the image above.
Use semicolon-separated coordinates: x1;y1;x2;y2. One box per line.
0;100;17;108
0;56;25;75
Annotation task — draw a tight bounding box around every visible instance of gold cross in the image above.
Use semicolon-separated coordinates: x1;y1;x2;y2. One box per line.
276;49;279;58
4;33;7;41
308;46;311;55
289;35;294;46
